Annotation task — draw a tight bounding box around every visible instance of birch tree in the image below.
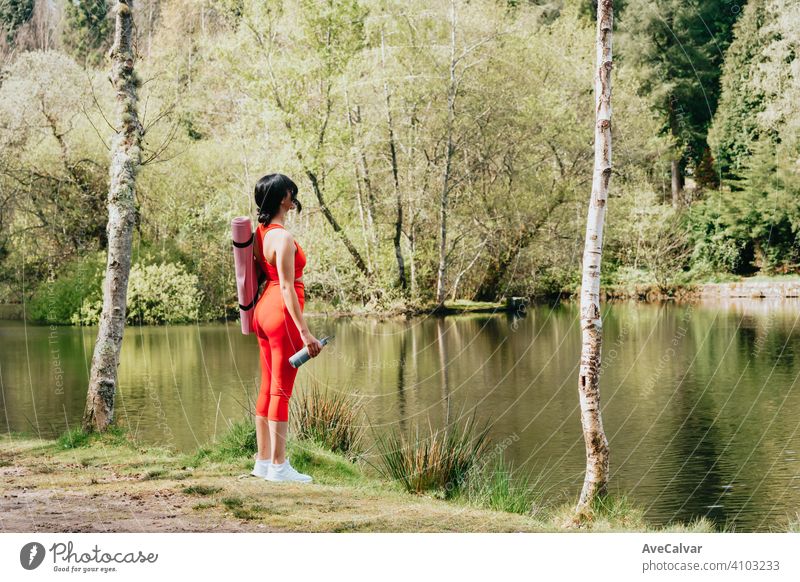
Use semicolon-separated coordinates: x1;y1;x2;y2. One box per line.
83;0;142;432
576;0;612;514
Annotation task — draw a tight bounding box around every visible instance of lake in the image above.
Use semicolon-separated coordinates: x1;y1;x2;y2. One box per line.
1;300;798;531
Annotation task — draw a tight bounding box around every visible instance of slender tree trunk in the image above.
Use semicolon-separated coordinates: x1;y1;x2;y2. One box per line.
344;88;374;273
671;158;682;208
576;0;612;514
436;0;457;305
264;72;372;279
83;0;142;433
305;169;371;278
381;29;407;291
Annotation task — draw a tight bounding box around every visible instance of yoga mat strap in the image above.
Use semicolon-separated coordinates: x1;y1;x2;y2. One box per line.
239;294;258;311
232;232;254;248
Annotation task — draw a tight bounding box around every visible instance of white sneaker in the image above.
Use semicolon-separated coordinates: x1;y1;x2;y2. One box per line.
251;453;272;478
265;459;313;483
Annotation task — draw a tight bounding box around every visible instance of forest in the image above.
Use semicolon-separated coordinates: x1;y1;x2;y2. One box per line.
1;0;798;324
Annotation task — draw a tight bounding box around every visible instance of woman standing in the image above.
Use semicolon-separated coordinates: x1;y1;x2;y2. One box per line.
250;173;323;483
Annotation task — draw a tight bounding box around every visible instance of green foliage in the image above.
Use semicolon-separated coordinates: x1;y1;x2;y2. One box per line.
3;0;800;316
0;0;34;43
72;261;203;325
607;189;693;288
687;140;800;276
707;0;770;181
28;252;105;324
126;262;202;324
61;0;112;67
621;0;740;180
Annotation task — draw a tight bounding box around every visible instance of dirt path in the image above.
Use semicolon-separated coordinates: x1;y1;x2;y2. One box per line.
0;456;262;532
0;436;550;533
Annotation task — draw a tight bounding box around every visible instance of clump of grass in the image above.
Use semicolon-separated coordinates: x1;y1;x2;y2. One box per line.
57;427;92;449
290;381;365;460
183;484;222;496
789;514;800;533
548;493;717;532
56;425;131;450
222;496;244;509
141;468;166;480
192;502;216;510
191;418;256;464
371;412;491;499
458;457;546;516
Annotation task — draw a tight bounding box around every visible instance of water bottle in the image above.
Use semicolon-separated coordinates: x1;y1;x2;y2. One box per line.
289;335;333;368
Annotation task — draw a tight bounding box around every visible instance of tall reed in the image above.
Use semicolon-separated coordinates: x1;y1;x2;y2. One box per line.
372;412;491;499
290;380;365;461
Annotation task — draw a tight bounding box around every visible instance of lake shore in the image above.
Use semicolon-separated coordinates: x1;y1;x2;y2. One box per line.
3;276;800;324
0;429;724;533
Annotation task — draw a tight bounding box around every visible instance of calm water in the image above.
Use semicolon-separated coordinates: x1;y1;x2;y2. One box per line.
1;301;799;531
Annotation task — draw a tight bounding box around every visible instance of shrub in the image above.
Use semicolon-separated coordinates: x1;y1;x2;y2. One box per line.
73;261;202;325
28;252;105;324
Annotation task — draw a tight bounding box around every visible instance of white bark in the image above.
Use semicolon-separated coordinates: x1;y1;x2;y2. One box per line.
83;0;142;432
576;0;613;513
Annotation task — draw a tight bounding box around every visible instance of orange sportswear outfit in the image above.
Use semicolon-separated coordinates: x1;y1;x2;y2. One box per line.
251;222;307;422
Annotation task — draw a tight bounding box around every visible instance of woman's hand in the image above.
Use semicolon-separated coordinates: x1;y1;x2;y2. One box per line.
300;328;323;357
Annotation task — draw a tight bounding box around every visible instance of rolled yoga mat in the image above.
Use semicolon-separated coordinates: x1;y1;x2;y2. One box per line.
231;216;259;335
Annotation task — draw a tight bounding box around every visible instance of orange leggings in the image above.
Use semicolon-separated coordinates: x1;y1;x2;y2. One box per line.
252;282;305;421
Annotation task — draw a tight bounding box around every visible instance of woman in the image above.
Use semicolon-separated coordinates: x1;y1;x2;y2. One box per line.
250;173;323;483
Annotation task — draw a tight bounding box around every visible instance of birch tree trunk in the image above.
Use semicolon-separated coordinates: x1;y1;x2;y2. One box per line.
82;0;141;433
576;0;612;513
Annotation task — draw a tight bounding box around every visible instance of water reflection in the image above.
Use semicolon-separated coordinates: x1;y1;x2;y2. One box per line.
1;299;799;531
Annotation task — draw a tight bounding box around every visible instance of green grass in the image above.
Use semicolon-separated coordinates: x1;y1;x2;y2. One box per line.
371;412;491;499
290;380;366;461
56;425;132;450
183;484;223;496
190;418;257;465
186;413;368;486
456;457;546;516
545;493;717;532
0;419;735;532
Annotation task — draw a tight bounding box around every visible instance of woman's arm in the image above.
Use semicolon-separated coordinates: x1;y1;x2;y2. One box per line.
274;231;322;357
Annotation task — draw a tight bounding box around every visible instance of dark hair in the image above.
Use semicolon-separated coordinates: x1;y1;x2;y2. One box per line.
254;173;302;225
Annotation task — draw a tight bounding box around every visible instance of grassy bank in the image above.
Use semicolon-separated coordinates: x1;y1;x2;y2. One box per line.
0;423;724;533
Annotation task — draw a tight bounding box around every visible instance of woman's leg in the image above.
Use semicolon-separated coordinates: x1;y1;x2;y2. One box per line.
254;334;273;461
266;307;303;465
269;420;289;465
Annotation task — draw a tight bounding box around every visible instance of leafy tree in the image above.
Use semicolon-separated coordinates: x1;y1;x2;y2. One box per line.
62;0;112;67
621;0;740;193
707;0;770;183
0;0;34;43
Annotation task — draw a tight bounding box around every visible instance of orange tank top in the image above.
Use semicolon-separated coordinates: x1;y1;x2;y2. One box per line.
254;222;306;287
